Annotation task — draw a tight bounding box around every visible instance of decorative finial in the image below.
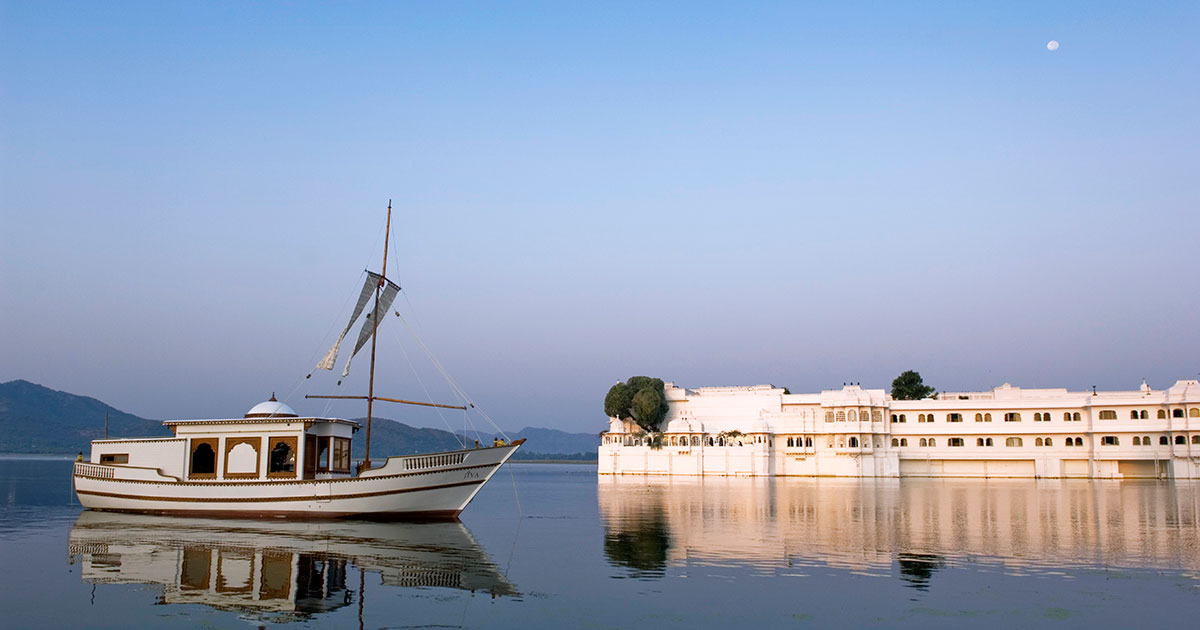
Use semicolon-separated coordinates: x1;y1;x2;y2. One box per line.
269;392;277;402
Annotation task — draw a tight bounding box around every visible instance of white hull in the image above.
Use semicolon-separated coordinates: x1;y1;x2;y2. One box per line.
74;442;521;520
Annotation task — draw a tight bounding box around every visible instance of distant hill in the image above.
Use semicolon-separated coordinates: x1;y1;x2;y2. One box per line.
0;380;598;460
0;380;171;453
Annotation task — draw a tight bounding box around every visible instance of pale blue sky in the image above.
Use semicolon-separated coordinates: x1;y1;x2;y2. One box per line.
2;2;1198;433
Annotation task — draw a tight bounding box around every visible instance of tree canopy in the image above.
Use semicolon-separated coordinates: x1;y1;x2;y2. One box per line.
890;370;936;400
605;376;669;432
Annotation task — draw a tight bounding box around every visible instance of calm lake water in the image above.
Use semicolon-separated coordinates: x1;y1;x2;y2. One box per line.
3;457;1200;628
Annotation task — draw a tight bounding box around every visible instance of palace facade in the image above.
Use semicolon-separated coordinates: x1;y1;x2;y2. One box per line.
598;380;1200;479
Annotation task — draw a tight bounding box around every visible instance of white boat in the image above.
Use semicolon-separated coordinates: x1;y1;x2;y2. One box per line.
74;201;523;519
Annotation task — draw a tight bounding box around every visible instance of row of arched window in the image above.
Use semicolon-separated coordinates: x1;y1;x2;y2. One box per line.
824;409;885;422
1132;435;1200;446
1102;409;1198;419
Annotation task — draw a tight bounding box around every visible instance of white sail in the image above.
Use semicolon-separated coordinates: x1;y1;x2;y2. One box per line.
341;278;401;378
314;272;382;371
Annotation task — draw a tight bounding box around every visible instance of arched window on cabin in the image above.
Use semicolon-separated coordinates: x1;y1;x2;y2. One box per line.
189;441;216;477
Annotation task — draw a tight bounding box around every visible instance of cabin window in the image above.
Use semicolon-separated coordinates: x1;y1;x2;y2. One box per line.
948;438;964;447
1005;437;1023;447
948;413;963;423
188;438;218;478
99;453;128;464
333;437;351;472
1004;413;1021;422
268;437;298;477
224;438;261;478
1101;436;1118;446
1099;410;1117;420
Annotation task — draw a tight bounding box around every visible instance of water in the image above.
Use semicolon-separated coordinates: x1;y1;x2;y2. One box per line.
3;457;1200;628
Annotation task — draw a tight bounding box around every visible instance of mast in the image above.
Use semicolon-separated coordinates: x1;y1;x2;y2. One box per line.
364;199;392;469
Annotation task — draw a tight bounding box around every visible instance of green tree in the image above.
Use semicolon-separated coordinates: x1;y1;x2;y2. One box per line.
891;370;936;400
604;376;669;432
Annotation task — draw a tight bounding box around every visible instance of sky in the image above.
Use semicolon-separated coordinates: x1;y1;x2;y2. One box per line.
2;1;1198;434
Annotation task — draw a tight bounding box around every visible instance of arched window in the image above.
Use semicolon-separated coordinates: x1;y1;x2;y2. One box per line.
1173;409;1185;418
1176;435;1186;445
900;438;908;446
985;413;993;422
848;410;857;422
986;437;994;446
1101;436;1118;446
836;411;846;422
1045;437;1053;446
891;414;898;423
1141;435;1149;445
1141;410;1149;419
805;437;813;447
899;414;907;423
1099;410;1117;420
1005;412;1021;422
928;438;936;447
1035;437;1044;446
1192;436;1200;445
849;437;859;447
892;438;899;447
948;438;964;447
975;413;983;422
1073;412;1081;422
976;438;984;446
707;437;714;446
825;411;835;422
1191;408;1200;418
268;439;296;475
787;437;794;447
692;436;700;446
1157;409;1167;419
189;441;216;477
1063;412;1071;421
1133;436;1141;446
1129;410;1138;419
948;413;963;423
919;438;927;447
1005;437;1023;447
1066;437;1075;446
1159;436;1169;446
1034;413;1042;422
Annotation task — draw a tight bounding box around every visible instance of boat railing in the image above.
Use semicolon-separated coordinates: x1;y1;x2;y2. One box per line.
403;452;467;472
74;462;181;482
74;462;115;479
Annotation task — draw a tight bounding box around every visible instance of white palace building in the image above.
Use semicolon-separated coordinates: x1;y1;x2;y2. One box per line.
598;380;1200;479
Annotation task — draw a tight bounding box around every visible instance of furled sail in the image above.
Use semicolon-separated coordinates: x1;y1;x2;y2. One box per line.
312;271;383;372
341;278;401;378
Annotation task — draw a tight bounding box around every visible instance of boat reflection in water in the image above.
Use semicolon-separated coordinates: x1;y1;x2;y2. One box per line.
67;511;518;622
599;476;1200;585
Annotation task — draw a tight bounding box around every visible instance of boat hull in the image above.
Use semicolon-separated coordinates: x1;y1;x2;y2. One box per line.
74;442;521;520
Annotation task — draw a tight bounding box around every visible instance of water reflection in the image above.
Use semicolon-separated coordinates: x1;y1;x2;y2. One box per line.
67;511;518;622
599;477;1200;586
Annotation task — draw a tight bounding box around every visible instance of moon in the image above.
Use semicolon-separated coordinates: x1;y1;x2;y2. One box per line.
1047;40;1059;51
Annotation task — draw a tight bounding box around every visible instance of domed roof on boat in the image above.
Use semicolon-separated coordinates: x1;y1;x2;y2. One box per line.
244;395;298;418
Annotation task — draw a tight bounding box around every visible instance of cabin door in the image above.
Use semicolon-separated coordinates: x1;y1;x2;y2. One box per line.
304;435;317;480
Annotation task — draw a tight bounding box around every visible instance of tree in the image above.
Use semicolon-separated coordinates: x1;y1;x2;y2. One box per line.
604;376;669;432
891;370;935;400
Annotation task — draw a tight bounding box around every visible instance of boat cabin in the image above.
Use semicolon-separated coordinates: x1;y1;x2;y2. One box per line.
88;397;360;482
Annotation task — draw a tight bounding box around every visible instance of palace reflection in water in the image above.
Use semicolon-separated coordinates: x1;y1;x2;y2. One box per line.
599;476;1200;586
66;512;518;623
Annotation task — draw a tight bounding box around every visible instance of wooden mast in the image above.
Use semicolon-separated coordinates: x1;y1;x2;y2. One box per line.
363;199;392;469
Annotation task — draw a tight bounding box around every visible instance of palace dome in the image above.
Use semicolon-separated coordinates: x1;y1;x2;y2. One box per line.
245;395;298;418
